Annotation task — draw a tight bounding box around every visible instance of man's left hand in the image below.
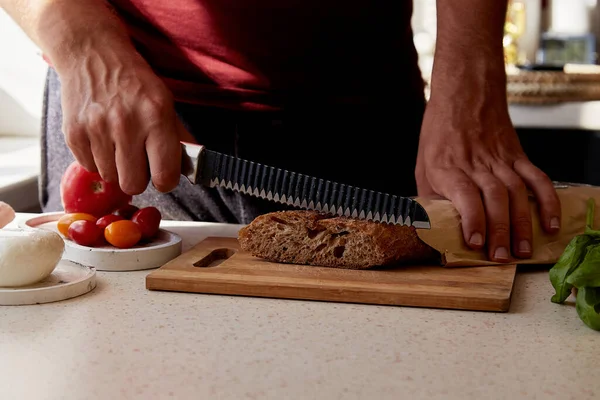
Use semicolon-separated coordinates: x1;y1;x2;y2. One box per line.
415;95;561;262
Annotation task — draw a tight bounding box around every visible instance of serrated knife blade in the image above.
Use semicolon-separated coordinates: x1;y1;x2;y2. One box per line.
180;142;431;229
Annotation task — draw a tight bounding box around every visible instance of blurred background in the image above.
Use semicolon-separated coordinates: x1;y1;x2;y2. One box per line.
0;9;47;212
3;1;600;212
413;0;600;90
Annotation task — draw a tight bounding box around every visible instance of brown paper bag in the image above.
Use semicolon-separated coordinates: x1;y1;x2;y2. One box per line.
414;183;600;267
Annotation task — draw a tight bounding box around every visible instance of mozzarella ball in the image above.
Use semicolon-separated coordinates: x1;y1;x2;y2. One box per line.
0;229;65;287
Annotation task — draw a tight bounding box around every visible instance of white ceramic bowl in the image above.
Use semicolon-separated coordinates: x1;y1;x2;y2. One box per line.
20;212;183;272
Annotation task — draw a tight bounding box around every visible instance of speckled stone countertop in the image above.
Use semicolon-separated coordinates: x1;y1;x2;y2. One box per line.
1;214;598;400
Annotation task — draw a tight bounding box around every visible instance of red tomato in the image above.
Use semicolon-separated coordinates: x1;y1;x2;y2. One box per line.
104;220;142;249
131;207;162;239
96;214;124;231
57;212;97;237
68;220;103;246
60;161;132;218
113;204;139;219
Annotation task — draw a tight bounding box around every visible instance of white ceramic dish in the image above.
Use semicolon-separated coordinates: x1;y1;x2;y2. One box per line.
0;259;96;306
20;212;183;272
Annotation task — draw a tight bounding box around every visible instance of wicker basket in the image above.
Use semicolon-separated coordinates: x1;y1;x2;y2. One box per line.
506;65;600;104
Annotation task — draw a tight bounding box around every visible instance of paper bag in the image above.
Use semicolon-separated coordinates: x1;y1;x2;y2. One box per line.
414;183;600;267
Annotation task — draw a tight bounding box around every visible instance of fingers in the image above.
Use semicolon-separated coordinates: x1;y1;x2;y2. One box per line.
143;104;181;192
126;94;181;193
493;165;533;259
64;106;118;181
63;98;181;195
114;115;190;195
429;166;513;262
87;107;118;183
514;158;561;234
146;128;181;193
59;61;182;196
427;167;487;251
63;121;97;173
429;161;553;262
469;171;511;262
90;138;117;183
115;144;148;195
110;110;149;195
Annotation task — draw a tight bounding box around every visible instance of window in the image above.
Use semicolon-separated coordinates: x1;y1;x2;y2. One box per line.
0;9;47;212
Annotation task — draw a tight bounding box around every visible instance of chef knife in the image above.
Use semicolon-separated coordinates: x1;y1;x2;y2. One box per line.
180;142;431;229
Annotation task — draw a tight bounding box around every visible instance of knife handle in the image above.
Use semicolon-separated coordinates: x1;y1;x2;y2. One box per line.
180;141;205;185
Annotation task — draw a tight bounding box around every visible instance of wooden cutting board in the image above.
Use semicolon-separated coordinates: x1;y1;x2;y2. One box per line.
145;237;517;312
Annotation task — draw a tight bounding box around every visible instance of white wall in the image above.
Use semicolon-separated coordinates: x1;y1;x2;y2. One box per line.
0;9;48;137
411;0;437;84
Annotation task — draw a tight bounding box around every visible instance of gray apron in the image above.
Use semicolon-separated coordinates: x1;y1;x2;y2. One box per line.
39;68;425;224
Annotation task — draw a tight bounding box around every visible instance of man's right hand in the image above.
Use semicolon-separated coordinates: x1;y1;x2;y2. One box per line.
1;0;196;195
57;49;191;195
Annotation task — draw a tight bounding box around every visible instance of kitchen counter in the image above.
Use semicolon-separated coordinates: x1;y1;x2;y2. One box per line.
509;101;600;130
1;214;598;400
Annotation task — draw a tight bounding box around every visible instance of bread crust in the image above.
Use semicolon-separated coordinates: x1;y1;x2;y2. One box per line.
238;210;440;269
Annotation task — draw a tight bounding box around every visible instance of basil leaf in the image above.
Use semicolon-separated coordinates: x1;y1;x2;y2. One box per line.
549;235;594;303
565;244;600;288
584;198;600;237
575;287;600;331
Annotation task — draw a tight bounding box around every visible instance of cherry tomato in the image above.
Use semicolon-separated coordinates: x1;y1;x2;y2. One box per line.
96;214;124;231
104;220;142;249
57;212;97;237
113;204;139;219
131;207;162;239
68;220;103;246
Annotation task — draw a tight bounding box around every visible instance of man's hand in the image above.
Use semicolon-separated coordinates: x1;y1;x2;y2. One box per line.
58;48;190;195
415;96;561;262
416;0;561;262
0;0;195;196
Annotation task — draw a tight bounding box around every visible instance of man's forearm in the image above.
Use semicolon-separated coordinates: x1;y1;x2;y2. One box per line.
431;0;509;100
0;0;136;72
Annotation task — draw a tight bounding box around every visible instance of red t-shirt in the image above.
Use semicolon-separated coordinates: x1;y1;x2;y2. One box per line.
108;0;423;111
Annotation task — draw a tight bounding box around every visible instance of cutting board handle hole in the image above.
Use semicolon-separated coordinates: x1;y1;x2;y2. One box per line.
193;248;237;268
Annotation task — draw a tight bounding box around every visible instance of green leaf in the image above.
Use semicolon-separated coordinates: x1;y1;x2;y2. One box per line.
566;244;600;288
549;235;595;303
584;198;600;237
575;287;600;331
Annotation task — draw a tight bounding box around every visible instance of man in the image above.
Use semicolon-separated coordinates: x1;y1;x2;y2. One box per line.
1;0;561;262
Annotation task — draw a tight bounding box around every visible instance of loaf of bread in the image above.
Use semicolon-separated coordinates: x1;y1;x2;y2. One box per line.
238;210;440;269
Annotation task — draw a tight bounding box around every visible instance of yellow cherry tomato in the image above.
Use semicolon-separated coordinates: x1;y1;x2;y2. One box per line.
57;212;97;237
